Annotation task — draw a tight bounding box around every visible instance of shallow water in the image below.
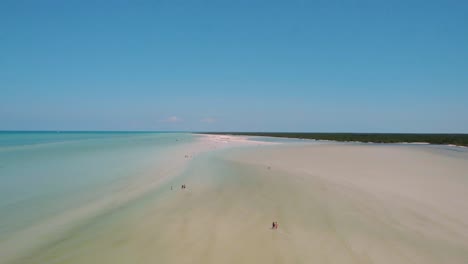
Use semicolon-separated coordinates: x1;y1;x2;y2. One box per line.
0;132;194;262
15;147;290;264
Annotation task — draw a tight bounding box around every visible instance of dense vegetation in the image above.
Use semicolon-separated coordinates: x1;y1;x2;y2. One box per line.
201;132;468;147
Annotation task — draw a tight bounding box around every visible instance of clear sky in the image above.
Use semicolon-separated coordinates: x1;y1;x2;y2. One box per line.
1;0;467;132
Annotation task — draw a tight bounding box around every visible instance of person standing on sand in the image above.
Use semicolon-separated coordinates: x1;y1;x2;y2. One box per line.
275;222;279;229
272;222;276;229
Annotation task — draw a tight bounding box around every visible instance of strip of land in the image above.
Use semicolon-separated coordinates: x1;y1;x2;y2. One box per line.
201;132;468;147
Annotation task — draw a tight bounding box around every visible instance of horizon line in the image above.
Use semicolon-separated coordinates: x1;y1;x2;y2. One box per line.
1;130;467;135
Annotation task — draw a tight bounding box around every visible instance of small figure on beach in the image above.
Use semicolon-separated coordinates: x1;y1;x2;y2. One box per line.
181;184;186;189
272;221;278;229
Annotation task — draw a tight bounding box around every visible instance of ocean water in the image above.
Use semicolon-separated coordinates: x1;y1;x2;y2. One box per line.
0;132;194;262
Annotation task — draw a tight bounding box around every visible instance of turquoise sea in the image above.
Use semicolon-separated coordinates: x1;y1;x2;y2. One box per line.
0;132;194;262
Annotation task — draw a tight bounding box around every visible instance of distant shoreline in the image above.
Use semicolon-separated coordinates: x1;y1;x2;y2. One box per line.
2;131;467;147
198;132;468;147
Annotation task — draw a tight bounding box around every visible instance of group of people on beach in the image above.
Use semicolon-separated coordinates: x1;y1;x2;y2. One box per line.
171;184;187;190
272;221;279;229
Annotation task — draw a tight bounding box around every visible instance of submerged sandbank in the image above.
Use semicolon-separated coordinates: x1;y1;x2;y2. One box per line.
6;135;468;264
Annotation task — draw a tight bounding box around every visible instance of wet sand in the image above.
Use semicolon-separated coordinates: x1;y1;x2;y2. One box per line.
13;137;468;264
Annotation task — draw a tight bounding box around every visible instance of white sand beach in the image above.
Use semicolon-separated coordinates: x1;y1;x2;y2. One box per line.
9;135;468;264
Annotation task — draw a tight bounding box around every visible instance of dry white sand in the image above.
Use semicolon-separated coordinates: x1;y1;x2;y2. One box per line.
16;137;468;264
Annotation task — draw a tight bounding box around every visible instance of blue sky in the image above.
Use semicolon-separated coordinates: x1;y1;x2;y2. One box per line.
1;0;467;132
